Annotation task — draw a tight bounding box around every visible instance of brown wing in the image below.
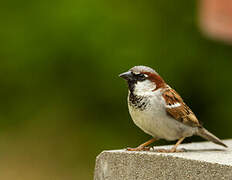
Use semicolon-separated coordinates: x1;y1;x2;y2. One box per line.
162;87;201;127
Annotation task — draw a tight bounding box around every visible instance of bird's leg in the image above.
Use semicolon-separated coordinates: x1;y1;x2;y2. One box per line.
156;137;185;153
169;137;185;152
127;138;158;151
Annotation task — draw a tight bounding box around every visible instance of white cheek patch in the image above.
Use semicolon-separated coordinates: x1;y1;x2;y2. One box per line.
166;103;181;108
134;80;156;96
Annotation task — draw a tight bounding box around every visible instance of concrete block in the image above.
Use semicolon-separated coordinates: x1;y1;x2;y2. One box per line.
94;139;232;180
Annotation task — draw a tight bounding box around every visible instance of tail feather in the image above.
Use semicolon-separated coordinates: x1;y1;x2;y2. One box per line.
197;128;227;148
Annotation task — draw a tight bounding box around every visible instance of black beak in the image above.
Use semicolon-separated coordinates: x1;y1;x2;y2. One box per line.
119;71;133;81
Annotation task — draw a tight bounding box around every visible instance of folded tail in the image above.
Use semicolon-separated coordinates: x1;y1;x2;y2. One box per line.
197;127;227;148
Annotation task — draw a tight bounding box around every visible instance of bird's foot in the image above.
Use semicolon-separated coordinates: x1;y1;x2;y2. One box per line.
127;146;151;151
155;148;186;153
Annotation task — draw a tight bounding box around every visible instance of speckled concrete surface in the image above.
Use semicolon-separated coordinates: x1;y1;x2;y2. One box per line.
94;139;232;180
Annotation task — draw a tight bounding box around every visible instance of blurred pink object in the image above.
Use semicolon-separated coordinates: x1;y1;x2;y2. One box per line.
199;0;232;43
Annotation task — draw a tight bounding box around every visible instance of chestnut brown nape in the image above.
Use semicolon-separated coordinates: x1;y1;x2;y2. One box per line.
144;72;165;90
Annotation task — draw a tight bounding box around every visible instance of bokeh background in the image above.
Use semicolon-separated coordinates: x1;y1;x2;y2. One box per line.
1;0;232;179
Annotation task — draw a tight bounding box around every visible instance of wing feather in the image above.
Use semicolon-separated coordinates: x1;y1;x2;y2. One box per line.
162;87;201;127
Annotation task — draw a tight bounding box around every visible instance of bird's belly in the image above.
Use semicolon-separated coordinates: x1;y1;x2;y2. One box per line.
129;105;196;141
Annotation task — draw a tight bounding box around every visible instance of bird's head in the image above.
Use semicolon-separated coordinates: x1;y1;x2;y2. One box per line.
119;65;165;95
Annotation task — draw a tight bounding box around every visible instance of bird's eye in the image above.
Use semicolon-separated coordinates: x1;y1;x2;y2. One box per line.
136;73;148;81
138;73;149;78
137;73;145;78
132;72;148;81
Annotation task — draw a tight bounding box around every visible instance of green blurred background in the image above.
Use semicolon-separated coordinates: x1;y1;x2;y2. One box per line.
0;0;231;179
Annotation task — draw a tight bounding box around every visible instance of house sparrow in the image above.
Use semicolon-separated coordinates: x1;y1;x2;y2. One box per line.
119;65;227;152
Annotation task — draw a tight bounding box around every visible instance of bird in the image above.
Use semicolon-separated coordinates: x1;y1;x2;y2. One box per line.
119;65;227;152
